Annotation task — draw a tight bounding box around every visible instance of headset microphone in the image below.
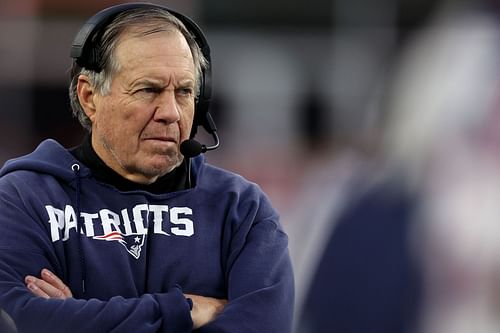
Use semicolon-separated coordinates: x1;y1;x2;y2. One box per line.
181;111;220;158
180;140;203;158
181;129;220;158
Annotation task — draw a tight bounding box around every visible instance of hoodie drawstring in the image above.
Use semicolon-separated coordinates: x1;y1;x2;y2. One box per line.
72;163;87;295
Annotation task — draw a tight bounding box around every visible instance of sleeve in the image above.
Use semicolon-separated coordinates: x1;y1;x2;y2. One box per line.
0;183;193;333
198;201;295;333
0;280;192;333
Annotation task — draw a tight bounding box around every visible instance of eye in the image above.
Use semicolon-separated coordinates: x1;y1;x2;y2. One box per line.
177;87;194;97
134;86;163;100
139;87;160;94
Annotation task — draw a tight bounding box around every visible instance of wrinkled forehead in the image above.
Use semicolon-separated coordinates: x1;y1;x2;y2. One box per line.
113;29;195;79
113;26;193;65
115;27;191;56
120;20;181;38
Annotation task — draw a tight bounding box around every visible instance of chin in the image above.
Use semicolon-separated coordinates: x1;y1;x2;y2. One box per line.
146;154;183;176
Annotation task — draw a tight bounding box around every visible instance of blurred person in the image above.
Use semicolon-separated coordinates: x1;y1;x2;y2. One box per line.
295;153;423;333
0;3;294;333
296;1;500;332
387;1;500;332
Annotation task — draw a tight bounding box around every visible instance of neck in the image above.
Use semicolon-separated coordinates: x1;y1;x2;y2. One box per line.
69;134;189;193
91;135;162;185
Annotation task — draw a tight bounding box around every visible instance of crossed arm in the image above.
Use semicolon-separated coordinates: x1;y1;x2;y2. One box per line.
25;269;227;329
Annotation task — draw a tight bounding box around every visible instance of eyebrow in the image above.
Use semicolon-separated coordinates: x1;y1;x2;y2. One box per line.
132;78;195;88
177;79;195;87
132;79;163;87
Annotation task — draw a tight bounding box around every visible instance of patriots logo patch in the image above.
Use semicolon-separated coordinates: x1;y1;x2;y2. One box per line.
93;231;146;259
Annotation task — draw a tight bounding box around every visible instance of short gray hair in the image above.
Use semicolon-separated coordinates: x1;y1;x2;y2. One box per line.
69;8;208;131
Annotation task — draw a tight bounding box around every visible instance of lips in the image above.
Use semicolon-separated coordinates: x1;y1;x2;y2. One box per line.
148;137;176;142
142;136;178;144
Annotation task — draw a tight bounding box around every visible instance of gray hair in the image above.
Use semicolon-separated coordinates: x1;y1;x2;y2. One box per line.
69;8;208;131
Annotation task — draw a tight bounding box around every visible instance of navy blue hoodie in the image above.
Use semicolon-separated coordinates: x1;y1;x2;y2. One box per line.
0;139;294;333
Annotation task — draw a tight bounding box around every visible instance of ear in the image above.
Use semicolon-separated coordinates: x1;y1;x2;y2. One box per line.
76;75;98;123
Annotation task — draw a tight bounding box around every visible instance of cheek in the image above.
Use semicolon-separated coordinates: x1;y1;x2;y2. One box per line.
180;119;193;141
181;110;195;139
100;103;149;132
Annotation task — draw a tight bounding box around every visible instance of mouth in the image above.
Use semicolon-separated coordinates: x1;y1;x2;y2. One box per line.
143;136;178;145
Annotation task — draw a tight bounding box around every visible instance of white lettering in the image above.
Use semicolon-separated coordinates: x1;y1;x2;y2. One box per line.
121;208;133;235
81;212;98;237
63;205;77;241
45;205;64;242
99;209;121;235
45;204;195;242
170;207;194;236
132;204;149;235
149;205;170;236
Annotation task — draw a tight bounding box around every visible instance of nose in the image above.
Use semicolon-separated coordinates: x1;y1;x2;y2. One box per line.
154;90;180;123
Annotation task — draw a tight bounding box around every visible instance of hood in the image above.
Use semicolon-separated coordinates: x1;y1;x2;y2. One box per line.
0;139;91;184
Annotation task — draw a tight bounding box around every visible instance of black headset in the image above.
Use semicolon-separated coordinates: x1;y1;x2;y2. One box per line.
70;2;219;156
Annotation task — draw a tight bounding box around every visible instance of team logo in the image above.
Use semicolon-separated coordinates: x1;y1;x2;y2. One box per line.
93;231;146;259
45;204;194;260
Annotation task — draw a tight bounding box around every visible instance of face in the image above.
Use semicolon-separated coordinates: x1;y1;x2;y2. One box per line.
85;29;196;184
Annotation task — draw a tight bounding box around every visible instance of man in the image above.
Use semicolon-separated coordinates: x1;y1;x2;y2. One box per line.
0;4;294;332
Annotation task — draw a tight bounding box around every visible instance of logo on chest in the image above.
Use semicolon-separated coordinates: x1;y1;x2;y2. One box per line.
45;204;194;259
93;231;146;259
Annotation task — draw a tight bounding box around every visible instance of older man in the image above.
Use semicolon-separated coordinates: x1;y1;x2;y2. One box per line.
0;4;294;333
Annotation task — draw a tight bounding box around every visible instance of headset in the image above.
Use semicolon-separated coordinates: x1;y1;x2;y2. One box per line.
70;2;219;157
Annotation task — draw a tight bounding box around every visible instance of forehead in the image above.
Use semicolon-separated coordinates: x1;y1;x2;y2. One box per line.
113;28;195;80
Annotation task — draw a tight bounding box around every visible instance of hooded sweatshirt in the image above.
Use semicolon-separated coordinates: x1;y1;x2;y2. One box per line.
0;139;294;333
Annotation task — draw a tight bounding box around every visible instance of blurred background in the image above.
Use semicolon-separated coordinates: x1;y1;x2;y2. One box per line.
3;0;500;332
